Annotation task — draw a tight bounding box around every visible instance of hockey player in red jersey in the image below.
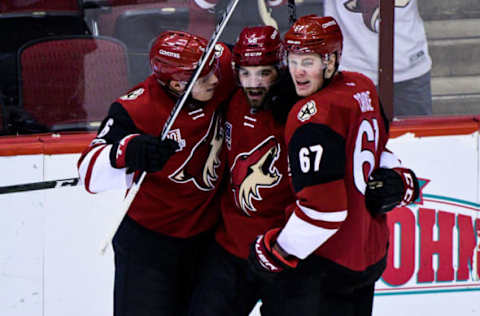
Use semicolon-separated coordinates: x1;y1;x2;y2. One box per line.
188;25;300;315
248;15;419;316
77;30;234;316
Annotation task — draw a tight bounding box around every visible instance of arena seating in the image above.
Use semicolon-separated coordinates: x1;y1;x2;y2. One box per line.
419;0;480;115
18;36;129;131
0;0;91;130
0;0;82;16
83;0;188;85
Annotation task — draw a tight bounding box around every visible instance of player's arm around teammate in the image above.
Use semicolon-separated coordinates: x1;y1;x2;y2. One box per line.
78;31;234;316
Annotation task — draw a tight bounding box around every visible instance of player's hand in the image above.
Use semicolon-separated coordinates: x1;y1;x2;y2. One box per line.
365;167;419;216
110;134;179;172
248;228;299;281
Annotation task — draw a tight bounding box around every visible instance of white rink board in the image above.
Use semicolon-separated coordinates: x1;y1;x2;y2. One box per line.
0;131;479;316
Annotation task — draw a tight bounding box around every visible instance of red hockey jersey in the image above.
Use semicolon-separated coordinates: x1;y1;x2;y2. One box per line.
215;89;295;259
277;71;390;271
78;43;234;238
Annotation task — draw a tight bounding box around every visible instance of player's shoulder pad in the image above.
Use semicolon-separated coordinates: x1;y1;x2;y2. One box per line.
341;70;373;85
288;123;346;193
215;42;232;66
115;79;155;106
286;95;329;139
94;102;140;144
118;87;146;103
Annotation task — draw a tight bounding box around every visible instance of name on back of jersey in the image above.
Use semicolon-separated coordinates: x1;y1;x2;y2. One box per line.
354;91;374;113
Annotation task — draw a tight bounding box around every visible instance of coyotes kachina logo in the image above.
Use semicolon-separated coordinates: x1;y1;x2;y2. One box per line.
344;0;411;33
230;136;282;216
377;178;480;295
169;112;224;191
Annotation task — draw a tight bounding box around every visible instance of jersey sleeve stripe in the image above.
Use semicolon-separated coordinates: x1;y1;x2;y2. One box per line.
88;146;134;193
77;142;104;169
297;179;348;211
294;206;344;230
296;200;347;222
80;145;107;194
277;211;338;259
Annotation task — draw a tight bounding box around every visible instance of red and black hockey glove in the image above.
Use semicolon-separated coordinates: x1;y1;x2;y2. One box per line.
110;134;179;172
248;228;299;281
365;167;419;216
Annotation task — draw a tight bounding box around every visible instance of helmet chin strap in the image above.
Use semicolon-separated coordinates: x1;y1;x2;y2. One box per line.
321;53;339;88
163;80;182;99
161;80;205;110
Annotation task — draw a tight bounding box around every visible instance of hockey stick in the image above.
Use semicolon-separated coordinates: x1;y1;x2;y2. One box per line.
99;0;240;255
288;0;296;26
0;177;79;194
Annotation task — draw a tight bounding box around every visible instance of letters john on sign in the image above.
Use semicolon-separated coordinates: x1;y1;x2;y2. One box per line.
376;179;480;295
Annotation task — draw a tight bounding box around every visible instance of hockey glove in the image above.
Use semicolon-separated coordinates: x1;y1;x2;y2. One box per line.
248;228;299;281
365;167;419;216
110;134;179;172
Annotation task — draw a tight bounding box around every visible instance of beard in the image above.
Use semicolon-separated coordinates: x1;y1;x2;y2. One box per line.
244;87;267;109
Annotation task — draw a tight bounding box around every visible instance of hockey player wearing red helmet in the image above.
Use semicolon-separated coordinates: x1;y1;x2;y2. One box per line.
248;15;419;316
77;30;234;316
188;25;300;316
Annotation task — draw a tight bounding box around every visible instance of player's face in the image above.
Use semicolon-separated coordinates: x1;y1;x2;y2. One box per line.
288;53;326;97
238;65;278;109
191;70;219;102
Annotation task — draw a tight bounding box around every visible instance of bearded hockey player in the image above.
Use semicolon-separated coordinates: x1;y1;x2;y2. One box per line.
188;25;299;316
77;30;234;316
248;15;419;316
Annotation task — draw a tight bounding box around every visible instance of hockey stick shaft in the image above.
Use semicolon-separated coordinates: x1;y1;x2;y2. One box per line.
288;0;296;26
99;0;240;255
0;177;79;194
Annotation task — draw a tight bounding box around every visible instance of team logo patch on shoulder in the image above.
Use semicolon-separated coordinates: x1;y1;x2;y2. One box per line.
120;88;144;101
297;100;317;122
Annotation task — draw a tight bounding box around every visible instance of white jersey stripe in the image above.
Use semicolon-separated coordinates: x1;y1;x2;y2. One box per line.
78;144;133;193
277;211;338;259
296;200;348;222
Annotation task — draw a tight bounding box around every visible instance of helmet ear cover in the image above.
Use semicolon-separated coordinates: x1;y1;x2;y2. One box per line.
150;30;217;87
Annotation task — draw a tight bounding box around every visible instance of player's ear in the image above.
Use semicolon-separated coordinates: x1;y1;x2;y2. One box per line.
169;80;186;94
324;54;337;80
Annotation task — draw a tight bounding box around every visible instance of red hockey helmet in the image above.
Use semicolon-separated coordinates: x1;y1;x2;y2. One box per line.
149;31;216;86
232;25;285;69
284;15;343;60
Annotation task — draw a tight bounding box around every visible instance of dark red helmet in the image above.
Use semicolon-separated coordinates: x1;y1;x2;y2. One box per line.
149;31;217;86
284;15;343;60
232;25;285;69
